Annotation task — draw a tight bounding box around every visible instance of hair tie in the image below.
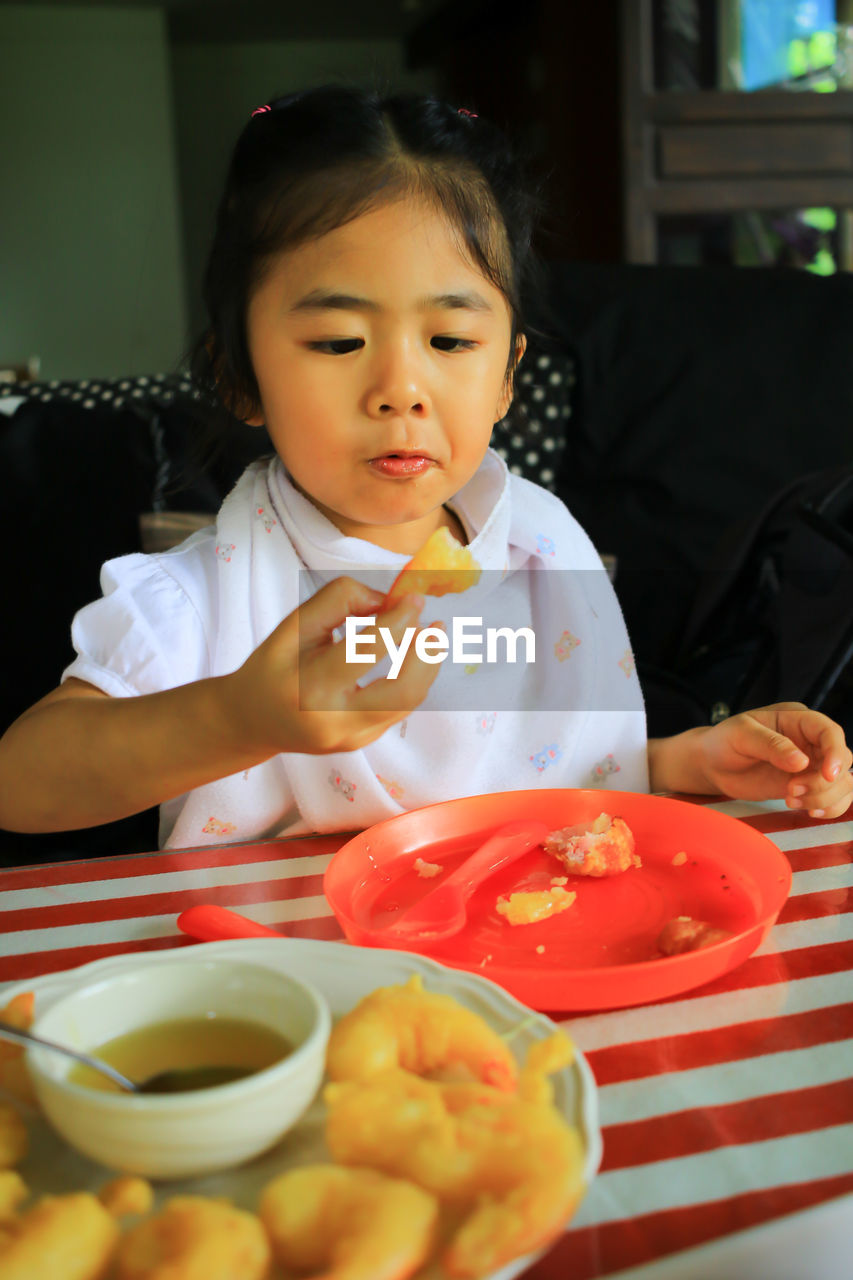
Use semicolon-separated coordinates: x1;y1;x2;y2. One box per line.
457;107;478;118
251;104;271;117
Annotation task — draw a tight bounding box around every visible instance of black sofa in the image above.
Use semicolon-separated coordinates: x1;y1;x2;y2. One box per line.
538;262;853;670
2;262;852;863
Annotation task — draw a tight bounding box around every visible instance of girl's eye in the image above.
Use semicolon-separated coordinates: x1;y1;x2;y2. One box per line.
431;336;476;352
308;338;364;355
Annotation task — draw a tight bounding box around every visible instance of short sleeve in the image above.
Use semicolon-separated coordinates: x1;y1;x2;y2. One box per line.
63;533;217;698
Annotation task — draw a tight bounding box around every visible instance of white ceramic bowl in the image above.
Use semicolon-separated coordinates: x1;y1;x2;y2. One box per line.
26;956;331;1179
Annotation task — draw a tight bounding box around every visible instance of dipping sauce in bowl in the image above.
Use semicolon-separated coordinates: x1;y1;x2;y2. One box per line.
66;1015;294;1093
27;957;331;1178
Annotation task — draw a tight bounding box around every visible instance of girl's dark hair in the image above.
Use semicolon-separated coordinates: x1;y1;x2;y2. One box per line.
189;85;541;425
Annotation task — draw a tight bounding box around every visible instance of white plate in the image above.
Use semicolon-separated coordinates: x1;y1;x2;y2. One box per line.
2;938;602;1280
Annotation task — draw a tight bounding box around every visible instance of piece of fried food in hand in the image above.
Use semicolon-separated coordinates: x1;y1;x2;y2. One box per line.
544;813;640;877
325;974;518;1091
0;994;37;1106
113;1196;270;1280
0;1192;119;1280
385;527;481;605
325;1034;585;1278
259;1163;438;1280
0;1106;27;1171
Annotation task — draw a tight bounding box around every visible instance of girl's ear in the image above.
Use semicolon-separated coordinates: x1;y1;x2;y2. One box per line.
496;334;527;422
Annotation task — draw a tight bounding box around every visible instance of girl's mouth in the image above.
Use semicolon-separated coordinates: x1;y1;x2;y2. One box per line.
369;453;434;477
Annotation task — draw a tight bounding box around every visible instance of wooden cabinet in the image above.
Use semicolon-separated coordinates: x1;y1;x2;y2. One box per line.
405;0;853;265
622;0;853;263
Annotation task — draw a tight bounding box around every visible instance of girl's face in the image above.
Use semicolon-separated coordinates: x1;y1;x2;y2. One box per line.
245;196;521;554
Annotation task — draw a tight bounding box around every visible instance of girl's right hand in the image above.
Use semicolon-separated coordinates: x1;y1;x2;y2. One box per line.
226;577;440;757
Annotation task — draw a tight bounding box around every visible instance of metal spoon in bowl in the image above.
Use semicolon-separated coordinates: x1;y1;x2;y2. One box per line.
0;1020;250;1094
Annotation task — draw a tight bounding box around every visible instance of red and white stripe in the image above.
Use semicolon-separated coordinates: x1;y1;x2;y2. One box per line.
531;801;853;1278
0;801;850;1278
0;836;345;981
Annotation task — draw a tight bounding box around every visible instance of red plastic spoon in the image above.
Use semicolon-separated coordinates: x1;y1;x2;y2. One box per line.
176;904;284;943
380;819;549;942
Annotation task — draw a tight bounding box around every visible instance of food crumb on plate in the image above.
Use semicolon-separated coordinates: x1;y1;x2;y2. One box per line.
413;857;443;878
544;813;640;877
496;887;577;926
658;916;732;955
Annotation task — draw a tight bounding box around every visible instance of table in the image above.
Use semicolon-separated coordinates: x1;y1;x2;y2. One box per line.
1;796;851;1278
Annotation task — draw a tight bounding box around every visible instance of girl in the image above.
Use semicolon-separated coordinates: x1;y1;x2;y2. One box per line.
0;87;850;847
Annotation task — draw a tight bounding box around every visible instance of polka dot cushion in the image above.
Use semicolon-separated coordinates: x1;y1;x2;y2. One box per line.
0;372;194;412
0;352;575;492
491;349;574;490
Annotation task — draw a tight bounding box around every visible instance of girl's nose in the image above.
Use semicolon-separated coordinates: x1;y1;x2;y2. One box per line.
365;349;430;418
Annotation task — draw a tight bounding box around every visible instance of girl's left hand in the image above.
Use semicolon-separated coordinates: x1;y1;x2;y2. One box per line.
696;702;853;819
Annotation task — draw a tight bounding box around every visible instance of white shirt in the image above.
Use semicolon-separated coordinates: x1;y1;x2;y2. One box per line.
65;450;648;847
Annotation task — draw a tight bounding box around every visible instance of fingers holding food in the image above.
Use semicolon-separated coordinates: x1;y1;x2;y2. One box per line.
325;975;518;1091
259;1163;438;1280
385;527;481;606
113;1196;270;1280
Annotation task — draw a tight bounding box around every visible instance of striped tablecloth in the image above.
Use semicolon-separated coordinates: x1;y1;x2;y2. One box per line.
1;796;851;1278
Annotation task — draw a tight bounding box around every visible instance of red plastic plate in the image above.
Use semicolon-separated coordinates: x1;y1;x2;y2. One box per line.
323;790;792;1011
